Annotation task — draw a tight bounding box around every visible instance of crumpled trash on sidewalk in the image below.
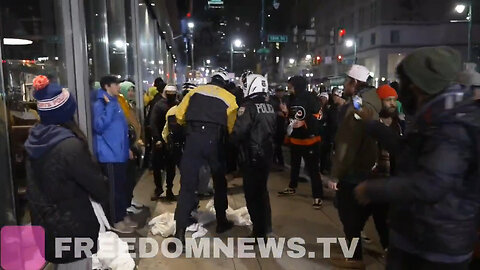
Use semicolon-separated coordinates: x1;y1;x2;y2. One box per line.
148;212;176;237
148;200;252;238
92;231;136;270
205;199;253;226
90;200;135;270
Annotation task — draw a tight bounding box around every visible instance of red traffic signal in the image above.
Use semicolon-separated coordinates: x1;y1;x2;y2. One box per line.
337;55;343;62
339;28;346;37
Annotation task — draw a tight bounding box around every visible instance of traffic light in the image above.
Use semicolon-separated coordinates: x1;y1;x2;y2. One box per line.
313;56;322;65
337;55;343;62
338;28;346;44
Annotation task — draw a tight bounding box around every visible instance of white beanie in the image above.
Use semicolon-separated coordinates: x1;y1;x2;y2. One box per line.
346;64;370;82
319;92;329;100
164;85;177;92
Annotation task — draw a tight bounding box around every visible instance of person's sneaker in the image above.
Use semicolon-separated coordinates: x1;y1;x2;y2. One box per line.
112;221;135;234
313;198;323;209
126;205;143;215
165;190;176;201
277;188;296;196
123;216;138;228
361;231;372;244
329;258;365;269
131;200;144;208
216;220;234;234
151;190;164;201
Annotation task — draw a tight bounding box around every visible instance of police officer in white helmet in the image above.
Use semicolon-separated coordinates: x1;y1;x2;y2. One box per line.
231;74;276;239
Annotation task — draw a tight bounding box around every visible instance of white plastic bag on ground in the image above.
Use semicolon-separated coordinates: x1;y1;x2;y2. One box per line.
90;200;135;270
149;212;176;237
205;199;252;226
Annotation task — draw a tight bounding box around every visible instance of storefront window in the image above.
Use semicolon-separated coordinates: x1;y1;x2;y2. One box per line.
138;3;159;91
0;0;71;224
106;0;128;78
85;0;110;83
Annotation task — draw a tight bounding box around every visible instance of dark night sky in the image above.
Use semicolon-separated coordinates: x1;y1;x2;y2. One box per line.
189;0;298;72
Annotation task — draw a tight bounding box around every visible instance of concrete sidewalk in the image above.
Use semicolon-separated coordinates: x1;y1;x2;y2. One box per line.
133;169;386;270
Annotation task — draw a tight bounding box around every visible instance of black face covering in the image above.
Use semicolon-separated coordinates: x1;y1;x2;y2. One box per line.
166;94;177;104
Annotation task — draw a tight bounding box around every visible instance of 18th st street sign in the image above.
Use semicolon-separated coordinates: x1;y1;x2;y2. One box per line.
268;35;288;43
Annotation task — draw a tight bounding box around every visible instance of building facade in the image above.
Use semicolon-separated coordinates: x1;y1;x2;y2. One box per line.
287;0;479;88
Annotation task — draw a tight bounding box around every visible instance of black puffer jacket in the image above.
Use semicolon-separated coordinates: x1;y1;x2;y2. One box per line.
366;85;480;259
25;124;108;263
231;93;276;166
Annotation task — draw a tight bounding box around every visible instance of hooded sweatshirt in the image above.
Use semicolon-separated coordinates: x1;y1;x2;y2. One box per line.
24;124;108;263
25;124;75;159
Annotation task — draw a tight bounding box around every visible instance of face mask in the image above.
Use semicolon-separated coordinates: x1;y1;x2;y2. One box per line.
166;94;176;104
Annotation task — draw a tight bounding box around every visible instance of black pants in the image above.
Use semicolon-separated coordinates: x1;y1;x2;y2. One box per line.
152;146;176;195
336;181;389;260
289;143;323;198
242;161;272;237
226;141;238;173
386;246;470;270
273;129;285;166
100;163;128;224
125;159;137;205
320;140;332;173
175;125;228;231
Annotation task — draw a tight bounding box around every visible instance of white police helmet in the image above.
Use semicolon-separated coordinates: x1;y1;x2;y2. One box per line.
211;70;229;82
244;74;268;97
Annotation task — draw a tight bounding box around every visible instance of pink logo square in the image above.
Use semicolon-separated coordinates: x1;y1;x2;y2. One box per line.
1;226;46;270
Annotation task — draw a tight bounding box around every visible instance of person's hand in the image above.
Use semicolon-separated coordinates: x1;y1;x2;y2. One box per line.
292;120;306;128
103;94;110;103
129;150;135;160
328;180;338;190
354;182;371;205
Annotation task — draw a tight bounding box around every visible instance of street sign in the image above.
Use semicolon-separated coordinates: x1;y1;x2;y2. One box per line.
208;0;224;9
257;47;271;54
268;35;288;43
208;0;223;4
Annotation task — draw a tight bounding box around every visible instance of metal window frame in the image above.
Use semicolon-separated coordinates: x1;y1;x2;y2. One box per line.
0;44;17;226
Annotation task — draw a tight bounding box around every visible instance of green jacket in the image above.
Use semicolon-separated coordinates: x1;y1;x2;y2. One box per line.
331;87;382;183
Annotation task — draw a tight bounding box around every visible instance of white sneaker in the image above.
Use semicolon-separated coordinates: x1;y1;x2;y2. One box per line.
126;205;143;214
131;200;144;208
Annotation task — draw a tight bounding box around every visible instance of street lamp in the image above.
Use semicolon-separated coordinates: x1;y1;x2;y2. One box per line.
206;59;211;65
188;22;195;70
345;39;357;64
230;39;243;71
455;4;466;13
289;58;295;65
306;54;312;61
454;3;473;61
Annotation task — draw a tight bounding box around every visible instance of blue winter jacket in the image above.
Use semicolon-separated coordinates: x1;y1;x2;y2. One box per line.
93;89;129;163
